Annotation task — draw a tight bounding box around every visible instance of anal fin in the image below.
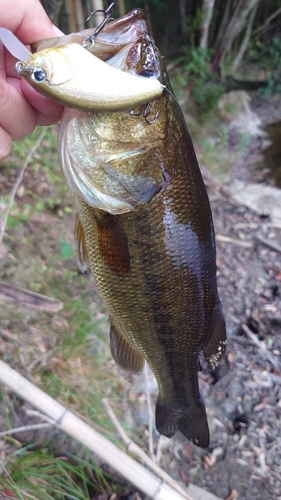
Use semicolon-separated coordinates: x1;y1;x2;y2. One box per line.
203;303;227;369
74;214;89;272
110;319;145;375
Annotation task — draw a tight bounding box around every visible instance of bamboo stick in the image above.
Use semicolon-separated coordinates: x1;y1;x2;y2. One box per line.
103;398;196;500
0;360;188;500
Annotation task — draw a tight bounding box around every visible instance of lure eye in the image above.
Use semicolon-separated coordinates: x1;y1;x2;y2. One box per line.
32;68;46;83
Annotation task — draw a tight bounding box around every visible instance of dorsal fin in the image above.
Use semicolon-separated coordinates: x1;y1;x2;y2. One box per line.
74;214;89;272
94;212;131;274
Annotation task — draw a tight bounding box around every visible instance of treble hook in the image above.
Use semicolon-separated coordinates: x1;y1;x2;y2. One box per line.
83;2;115;49
130;101;160;125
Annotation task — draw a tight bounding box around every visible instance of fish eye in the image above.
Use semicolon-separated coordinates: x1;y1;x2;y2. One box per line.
32;68;46;83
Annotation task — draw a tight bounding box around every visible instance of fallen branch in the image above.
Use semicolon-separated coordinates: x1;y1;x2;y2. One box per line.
0;129;46;244
0;422;52;437
216;234;252;248
254;235;281;255
242;324;279;370
0;360;189;500
0;281;64;312
102;398;195;500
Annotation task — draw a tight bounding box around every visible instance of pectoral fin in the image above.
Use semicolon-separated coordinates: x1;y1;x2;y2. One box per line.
95;211;131;274
203;303;227;369
74;214;89;272
103;164;160;204
110;319;145;374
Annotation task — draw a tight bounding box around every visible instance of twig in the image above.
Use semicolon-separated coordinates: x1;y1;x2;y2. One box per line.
27;347;59;372
156;434;164;464
242;324;279;371
216;234;252;248
253;6;281;34
0;360;189;500
0;329;20;344
102;398;195;500
144;362;155;459
254;235;281;254
25;409;58;424
0;281;64;312
0;423;53;437
232;3;258;70
0;128;46;244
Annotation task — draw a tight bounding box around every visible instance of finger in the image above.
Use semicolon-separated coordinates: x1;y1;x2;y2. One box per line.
0;127;12;161
0;78;37;139
21;78;64;126
2;0;57;45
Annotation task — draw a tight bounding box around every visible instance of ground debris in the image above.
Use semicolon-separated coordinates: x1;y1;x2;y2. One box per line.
0;280;64;312
225;489;238;500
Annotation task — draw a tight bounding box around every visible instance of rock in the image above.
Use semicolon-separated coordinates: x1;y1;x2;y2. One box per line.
228;179;281;227
187;483;223;500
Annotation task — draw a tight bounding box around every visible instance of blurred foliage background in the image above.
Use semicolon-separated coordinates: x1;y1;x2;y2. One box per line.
39;0;281;113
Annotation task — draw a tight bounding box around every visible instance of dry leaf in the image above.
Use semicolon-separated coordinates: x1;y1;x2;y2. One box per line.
202;453;216;469
225;489;238;500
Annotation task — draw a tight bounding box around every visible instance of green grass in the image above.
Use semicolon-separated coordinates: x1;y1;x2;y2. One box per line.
0;447;125;499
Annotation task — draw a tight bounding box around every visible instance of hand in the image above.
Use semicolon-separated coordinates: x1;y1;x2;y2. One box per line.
0;0;64;160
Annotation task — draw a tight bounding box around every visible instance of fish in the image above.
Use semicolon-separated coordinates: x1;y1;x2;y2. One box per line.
19;8;227;448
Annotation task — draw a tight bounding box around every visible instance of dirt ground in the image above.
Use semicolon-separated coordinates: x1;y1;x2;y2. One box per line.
0;93;281;500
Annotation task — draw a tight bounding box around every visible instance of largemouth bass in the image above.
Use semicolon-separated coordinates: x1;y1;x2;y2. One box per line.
19;9;227;448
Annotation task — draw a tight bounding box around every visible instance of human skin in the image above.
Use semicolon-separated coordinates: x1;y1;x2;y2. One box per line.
0;0;64;160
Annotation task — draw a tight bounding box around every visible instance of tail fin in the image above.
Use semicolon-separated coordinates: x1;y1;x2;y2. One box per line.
155;396;209;448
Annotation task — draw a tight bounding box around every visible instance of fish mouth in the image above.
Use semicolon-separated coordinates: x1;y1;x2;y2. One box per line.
100;10;161;78
31;9;148;59
95;8;148;46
